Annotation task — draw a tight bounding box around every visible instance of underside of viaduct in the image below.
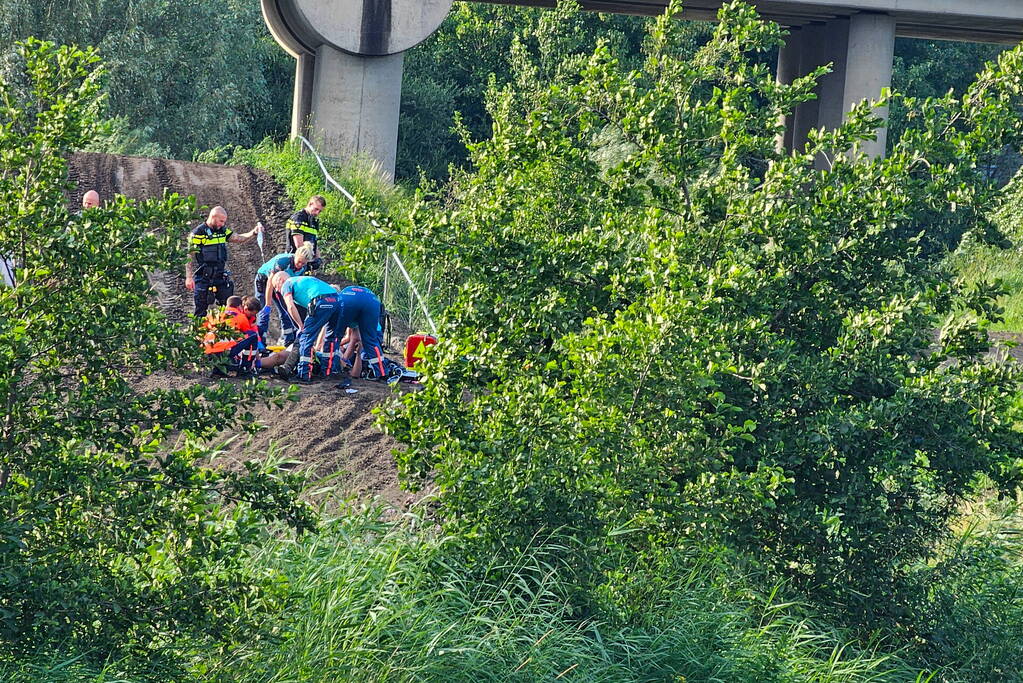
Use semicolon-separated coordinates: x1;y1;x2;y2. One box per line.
264;0;1023;176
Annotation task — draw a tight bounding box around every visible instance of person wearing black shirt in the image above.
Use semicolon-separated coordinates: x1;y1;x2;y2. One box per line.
286;195;326;255
184;206;262;318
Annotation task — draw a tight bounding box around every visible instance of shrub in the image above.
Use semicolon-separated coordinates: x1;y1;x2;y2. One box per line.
0;40;313;673
380;0;1023;623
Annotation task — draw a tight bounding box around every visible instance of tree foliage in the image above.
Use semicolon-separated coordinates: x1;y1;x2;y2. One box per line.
397;1;680;180
381;1;1023;621
0;40;312;669
0;0;291;157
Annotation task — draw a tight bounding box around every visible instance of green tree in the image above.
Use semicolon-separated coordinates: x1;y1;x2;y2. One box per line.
0;0;291;157
397;1;681;180
890;38;1014;177
381;0;1023;622
0;40;312;673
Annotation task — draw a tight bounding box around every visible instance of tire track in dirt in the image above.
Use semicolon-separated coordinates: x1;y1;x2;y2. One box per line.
69;152;413;509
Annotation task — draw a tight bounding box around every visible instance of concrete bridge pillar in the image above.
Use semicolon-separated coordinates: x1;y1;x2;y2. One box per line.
263;0;454;178
843;12;897;158
776;11;895;159
791;23;826;150
816;18;850;132
775;29;801;153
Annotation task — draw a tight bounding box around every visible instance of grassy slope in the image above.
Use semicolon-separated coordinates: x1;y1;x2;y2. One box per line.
197;510;929;683
229;140;406;291
952;173;1023;333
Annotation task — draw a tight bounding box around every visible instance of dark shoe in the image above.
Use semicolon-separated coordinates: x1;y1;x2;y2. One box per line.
210;366;229;378
336;374;352;389
272;365;292;380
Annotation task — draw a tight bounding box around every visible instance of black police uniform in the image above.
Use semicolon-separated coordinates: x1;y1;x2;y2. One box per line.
286;209;320;254
190;221;235;318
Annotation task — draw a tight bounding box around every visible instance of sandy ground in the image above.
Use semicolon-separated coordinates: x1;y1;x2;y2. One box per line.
69;152;414;509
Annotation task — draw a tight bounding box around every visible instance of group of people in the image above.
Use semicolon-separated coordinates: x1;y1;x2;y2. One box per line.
4;187;394;386
191;195;391;385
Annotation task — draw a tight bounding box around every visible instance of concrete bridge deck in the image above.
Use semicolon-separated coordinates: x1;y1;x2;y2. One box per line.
479;1;1023;43
266;0;1023;174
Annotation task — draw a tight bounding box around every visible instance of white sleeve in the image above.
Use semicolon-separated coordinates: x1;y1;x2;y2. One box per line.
0;255;15;287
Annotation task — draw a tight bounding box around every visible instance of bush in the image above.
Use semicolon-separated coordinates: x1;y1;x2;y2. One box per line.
0;40;313;673
379;0;1023;624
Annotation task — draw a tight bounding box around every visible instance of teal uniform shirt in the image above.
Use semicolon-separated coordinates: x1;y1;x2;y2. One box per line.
281;276;336;309
258;253;310;278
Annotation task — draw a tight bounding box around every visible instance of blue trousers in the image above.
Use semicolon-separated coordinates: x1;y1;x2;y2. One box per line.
228;331;261;371
254;274;299;344
339;286;386;379
297;293;341;380
193;273;233;318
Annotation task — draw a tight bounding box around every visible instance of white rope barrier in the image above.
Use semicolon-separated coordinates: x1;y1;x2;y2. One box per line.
294;136;438;336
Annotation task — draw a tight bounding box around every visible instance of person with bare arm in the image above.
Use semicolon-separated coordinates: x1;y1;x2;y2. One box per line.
184;206;262;318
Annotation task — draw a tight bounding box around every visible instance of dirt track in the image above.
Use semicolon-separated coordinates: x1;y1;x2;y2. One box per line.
69;152;414;509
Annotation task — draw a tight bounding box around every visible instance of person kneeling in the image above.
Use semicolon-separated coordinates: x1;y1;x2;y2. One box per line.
202;295;263;376
270;272;345;384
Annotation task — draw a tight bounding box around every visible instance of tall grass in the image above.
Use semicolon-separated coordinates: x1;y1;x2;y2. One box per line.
8;504;1020;681
198;508;927;683
949;245;1023;332
951;169;1023;333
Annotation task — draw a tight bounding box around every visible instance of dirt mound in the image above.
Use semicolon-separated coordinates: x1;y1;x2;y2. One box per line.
69;152;412;508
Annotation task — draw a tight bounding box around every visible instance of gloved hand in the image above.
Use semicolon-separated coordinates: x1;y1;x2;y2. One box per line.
261;305;272;317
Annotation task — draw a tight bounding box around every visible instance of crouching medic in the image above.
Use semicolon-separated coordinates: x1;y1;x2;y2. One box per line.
202;295;264;376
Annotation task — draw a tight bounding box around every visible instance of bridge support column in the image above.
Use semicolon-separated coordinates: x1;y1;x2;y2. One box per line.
791;24;825;151
816;19;850;132
775;29;801;153
292;53;316;140
263;0;453;181
776;12;895;159
843;12;896;158
309;45;404;178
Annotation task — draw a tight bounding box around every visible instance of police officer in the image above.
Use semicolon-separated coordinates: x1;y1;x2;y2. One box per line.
286;195;326;255
184;206;262;318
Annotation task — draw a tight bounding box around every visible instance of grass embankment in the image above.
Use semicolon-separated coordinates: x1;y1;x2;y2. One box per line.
953;172;1023;333
229;140;406;292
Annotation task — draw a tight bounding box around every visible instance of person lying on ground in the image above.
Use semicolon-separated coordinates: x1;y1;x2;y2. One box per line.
185;206;263;318
254;243;316;343
271;272;344;383
334;325;363;378
258;347;291;370
202;295;262;375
